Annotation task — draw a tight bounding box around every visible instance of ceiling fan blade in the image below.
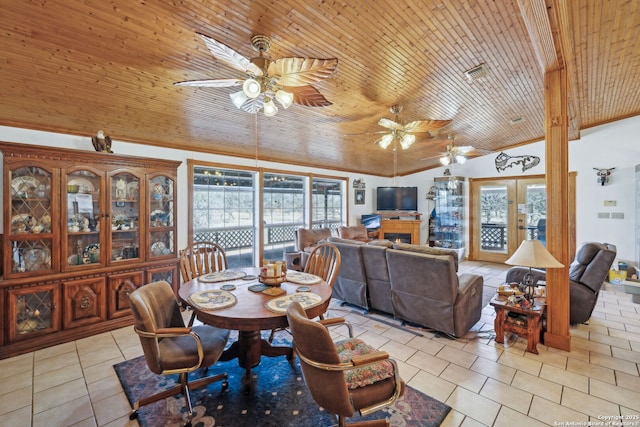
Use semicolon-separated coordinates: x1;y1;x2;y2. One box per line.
378;118;403;130
196;33;263;76
344;130;389;136
270;57;338;86
285;85;333;107
174;78;243;88
404;119;452;133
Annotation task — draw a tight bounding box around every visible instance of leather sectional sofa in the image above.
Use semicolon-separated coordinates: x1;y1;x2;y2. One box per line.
325;237;484;337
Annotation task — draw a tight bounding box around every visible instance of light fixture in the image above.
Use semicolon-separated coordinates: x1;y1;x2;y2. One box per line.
230;90;249;108
440;155;451;166
379;134;394;149
505;239;564;305
455;155;466;164
275;89;294;109
242;78;262;98
263;97;278;117
400;133;416;149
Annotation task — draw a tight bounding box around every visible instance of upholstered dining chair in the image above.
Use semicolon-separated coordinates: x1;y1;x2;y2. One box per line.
179;241;228;325
286;301;404;427
128;280;230;427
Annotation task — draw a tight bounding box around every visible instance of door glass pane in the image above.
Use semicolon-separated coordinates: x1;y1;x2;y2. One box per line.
480;185;508;253
525;183;546;246
263;173;305;262
67;170;101;267
111;173;140;262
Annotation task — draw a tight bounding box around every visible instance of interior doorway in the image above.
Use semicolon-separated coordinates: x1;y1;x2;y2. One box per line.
469;175;547;263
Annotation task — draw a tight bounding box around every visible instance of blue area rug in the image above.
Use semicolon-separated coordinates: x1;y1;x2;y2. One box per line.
114;338;451;426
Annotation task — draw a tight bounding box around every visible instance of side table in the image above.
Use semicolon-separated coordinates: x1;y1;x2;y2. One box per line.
490;296;546;354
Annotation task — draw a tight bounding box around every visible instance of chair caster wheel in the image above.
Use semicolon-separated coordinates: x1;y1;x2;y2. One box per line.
184;421;192;427
222;379;229;390
129;410;139;420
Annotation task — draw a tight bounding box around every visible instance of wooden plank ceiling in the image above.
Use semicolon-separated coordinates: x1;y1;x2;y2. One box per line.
0;0;638;177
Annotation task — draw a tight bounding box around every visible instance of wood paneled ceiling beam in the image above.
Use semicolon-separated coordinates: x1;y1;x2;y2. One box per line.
517;0;580;140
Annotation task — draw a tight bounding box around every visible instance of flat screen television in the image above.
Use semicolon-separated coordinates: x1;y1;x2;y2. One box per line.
376;187;418;211
360;213;382;230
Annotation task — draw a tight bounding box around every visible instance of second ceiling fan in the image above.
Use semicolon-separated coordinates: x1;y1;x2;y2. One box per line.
363;105;452;150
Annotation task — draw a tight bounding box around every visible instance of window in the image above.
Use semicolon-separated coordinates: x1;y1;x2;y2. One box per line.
263;172;306;261
311;177;344;234
192;166;256;268
189;163;346;267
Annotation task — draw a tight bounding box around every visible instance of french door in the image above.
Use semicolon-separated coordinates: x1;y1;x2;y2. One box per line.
469;176;546;263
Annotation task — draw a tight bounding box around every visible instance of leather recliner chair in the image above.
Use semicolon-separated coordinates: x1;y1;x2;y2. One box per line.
505;242;616;324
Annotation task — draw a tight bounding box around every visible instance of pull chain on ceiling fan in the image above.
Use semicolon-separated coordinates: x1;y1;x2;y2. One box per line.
174;33;338;117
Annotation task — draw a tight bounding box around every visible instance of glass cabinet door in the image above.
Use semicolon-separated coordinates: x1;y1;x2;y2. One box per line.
64;169;103;269
109;171;141;263
148;174;176;258
8;166;54;278
8;283;60;342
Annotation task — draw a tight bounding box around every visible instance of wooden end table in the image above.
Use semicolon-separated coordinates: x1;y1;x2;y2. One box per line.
490;296;546;354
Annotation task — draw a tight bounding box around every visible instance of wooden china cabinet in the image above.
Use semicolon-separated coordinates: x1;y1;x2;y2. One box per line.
0;142;181;359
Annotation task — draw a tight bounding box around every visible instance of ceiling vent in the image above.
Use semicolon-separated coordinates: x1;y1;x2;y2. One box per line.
464;64;487;82
510;117;525;125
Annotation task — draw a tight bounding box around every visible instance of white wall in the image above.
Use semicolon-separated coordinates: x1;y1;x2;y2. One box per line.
398;115;640;263
2;115;639;263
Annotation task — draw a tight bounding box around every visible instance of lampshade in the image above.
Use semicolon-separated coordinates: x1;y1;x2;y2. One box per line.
505;239;564;269
242;78;261;98
379;134;394;149
275;89;293;109
229;90;248;108
440;155;451;166
455;155;466;164
263;97;278;116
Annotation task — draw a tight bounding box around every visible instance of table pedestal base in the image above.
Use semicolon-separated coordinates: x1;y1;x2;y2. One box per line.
219;330;294;392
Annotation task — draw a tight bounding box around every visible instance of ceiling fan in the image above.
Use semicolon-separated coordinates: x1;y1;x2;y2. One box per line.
352;105;452;150
174;33;338;116
430;133;481;165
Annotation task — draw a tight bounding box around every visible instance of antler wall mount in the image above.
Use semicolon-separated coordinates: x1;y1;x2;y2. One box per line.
175;33;338;116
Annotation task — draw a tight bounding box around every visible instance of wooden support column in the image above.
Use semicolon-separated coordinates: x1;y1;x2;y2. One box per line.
543;67;571;351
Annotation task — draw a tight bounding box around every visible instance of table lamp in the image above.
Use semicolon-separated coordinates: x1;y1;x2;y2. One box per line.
505;239;564;305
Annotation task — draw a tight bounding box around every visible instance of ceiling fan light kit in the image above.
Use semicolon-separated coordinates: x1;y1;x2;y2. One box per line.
175;33;338;117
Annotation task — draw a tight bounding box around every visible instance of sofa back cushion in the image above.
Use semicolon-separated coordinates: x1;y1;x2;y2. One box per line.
296;227;332;252
392;242;459;272
386;249;458;303
569;242;616;292
338;224;369;242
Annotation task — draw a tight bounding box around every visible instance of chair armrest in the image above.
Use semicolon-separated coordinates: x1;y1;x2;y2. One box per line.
505;266;547;285
156;327;192;336
351;351;389;366
319;317;354;338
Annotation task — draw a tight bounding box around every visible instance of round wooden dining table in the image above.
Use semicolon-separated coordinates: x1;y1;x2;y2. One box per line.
178;267;332;392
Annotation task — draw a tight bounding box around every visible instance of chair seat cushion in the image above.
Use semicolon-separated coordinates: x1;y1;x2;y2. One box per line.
335;338;394;389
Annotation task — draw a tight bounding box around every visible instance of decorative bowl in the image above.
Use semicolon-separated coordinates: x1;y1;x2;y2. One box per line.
67;184;79;193
258;273;286;286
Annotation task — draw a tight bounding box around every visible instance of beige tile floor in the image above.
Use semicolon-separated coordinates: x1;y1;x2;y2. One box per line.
1;261;639;426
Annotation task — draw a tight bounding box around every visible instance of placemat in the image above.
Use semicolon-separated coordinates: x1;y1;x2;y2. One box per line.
286;271;322;285
189;290;237;310
265;292;323;313
197;270;247;283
